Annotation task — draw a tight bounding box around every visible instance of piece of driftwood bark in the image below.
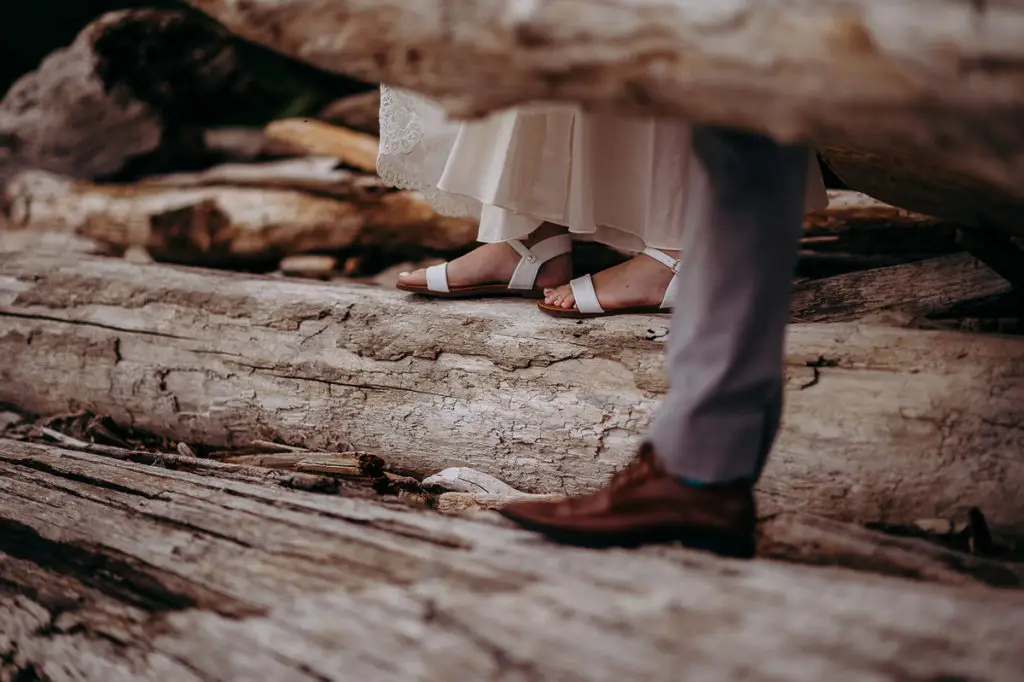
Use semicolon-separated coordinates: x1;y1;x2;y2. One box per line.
790;253;1011;323
0;9;358;184
2;252;1023;534
422;467;526;496
2;439;1024;682
184;0;1024;238
0;169;477;263
265;118;379;173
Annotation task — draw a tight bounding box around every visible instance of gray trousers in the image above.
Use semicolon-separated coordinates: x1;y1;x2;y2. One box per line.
648;127;810;484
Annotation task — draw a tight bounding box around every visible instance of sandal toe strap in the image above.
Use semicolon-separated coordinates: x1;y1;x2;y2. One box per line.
570;275;605;314
425;263;450;293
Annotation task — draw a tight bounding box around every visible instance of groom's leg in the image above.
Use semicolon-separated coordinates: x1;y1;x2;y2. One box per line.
648;127;809;483
499;126;810;554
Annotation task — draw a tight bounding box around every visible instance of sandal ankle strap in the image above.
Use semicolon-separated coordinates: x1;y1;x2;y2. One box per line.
641;247;682;275
508;234;573;290
642;247;682;310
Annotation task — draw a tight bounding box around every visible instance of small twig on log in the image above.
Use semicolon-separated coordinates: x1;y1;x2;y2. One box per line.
221;450;384;479
249;439;309;453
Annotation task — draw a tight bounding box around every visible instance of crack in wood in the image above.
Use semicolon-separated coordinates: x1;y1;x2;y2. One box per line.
0;517;202;615
0;310;193;342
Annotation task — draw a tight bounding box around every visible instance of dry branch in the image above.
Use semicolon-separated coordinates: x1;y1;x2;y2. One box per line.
1;252;1022;533
2;438;1023;681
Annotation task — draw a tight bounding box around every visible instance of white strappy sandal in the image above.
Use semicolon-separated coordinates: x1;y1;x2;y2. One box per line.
397;234;573;299
537;246;681;318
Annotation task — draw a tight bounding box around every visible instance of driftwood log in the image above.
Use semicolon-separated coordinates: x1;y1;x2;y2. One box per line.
1;251;1022;533
1;438;1023;682
803;191;962;254
790;253;1010;323
0;8;360;184
0;167;477;263
184;0;1024;239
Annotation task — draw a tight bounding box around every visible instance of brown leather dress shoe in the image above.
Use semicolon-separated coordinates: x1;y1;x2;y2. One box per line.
498;444;756;558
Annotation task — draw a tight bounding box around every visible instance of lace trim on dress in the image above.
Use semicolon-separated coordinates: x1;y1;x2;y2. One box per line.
376;86;482;219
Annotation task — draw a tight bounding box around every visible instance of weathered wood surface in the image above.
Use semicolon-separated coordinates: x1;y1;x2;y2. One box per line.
0;8;357;184
264;118;380;173
821;146;1024;242
803;190;961;254
1;252;1022;532
0;168;477;263
1;439;1023;682
185;0;1024;238
790;253;1010;323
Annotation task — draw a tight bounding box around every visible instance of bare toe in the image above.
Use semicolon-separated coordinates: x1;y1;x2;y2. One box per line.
397;268;428;287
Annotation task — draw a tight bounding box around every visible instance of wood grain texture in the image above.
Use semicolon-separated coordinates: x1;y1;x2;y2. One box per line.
2;439;1023;682
1;252;1022;532
790;253;1009;323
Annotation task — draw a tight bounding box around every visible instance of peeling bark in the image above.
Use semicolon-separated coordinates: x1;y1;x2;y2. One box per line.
1;438;1023;682
1;252;1022;532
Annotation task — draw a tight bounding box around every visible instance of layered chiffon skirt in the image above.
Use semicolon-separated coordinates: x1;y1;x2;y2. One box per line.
434;108;829;253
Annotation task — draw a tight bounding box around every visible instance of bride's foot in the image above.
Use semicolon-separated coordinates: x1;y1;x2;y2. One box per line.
397;222;572;292
542;249;680;311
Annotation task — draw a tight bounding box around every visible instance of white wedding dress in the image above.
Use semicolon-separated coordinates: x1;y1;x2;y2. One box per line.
377;86;828;254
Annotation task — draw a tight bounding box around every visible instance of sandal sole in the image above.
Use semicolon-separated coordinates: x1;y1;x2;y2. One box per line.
537;302;672;319
397;283;546;299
